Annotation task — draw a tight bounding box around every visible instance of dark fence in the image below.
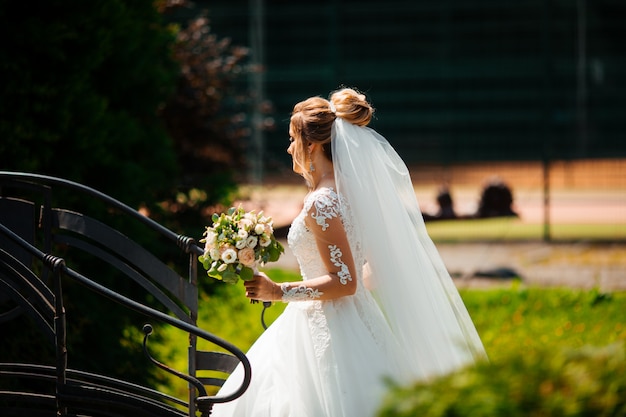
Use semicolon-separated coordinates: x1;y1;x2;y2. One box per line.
190;0;625;171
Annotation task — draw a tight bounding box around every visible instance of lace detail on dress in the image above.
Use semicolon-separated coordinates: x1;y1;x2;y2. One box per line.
308;302;330;360
328;244;352;285
281;283;323;302
287;187;364;360
310;191;341;231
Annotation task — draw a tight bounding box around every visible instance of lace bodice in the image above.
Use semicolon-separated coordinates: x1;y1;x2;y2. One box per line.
285;187;391;362
287;187;364;286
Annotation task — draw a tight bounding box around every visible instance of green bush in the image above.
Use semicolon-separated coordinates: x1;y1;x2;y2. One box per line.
462;287;626;363
378;342;626;417
378;287;626;417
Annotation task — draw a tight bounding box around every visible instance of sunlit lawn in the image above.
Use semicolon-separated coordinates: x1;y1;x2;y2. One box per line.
425;217;626;242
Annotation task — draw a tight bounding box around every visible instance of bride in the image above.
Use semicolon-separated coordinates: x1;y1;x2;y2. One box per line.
212;87;487;417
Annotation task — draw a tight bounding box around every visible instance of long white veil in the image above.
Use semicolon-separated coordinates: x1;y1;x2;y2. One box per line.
331;118;487;381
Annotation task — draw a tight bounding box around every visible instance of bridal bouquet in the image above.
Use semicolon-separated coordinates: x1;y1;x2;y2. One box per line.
198;206;284;284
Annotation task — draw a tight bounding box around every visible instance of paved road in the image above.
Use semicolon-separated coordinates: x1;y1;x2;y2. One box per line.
270;240;626;292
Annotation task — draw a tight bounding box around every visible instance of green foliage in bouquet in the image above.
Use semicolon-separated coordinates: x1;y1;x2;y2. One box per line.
198;206;284;284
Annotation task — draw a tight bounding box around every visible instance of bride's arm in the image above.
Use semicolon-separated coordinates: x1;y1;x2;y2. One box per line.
244;195;357;302
277;206;357;300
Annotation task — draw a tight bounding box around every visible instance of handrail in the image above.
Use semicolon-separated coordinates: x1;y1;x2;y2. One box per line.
0;363;187;408
142;324;207;398
0;221;252;405
0;171;204;256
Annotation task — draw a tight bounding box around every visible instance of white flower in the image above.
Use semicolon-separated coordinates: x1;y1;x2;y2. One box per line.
259;236;271;247
238;228;249;239
221;248;238;264
209;248;221;261
239;219;253;230
246;236;258;248
254;224;265;235
235;239;247;249
203;231;217;251
217;263;228;272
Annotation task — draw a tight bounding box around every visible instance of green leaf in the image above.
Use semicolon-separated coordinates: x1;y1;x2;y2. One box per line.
198;255;211;270
222;269;239;284
240;267;254;281
207;267;222;280
268;246;281;262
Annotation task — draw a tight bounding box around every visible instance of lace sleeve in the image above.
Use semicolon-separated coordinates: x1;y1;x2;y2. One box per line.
304;189;356;287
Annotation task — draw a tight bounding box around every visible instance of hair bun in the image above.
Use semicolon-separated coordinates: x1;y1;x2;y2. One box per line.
329;88;374;127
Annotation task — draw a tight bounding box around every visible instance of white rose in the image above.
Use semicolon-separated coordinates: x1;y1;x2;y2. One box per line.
246;236;258;248
254;224;265;235
205;230;217;244
210;248;221;261
221;248;238;264
235;239;247;249
217;263;228;272
239;219;253;230
204;231;217;252
238;228;249;239
259;236;271;247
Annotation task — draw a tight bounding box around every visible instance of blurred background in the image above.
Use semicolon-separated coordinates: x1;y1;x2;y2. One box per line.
1;0;624;281
194;0;626;289
193;0;626;240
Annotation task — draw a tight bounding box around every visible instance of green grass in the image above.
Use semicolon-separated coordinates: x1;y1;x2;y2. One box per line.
150;271;626;405
461;285;626;362
425;217;626;242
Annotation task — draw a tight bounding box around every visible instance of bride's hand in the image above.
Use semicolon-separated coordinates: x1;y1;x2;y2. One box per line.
244;272;279;302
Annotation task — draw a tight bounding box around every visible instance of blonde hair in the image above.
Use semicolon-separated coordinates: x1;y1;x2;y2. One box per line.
290;88;374;184
329;88;373;127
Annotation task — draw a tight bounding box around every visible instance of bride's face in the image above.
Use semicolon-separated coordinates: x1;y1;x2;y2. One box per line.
287;125;306;174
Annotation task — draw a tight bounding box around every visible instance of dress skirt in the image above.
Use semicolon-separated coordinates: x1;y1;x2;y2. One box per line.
211;288;410;417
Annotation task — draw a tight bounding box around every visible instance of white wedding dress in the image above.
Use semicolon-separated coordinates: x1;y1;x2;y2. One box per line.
212;187;413;417
213;118;486;417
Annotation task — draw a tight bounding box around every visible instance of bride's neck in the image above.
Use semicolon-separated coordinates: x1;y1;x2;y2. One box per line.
309;170;334;190
306;151;334;190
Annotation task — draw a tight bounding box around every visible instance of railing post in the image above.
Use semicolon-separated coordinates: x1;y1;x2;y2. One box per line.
48;255;67;416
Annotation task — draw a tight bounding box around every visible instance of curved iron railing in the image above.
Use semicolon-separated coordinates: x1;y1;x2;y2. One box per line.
0;171;203;256
0;172;252;416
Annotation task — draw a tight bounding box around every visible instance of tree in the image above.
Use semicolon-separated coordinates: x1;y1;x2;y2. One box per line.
0;0;179;208
0;0;181;387
0;0;260;389
156;0;258;236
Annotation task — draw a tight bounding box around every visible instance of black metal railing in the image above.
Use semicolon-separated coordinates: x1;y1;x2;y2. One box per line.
0;172;251;417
